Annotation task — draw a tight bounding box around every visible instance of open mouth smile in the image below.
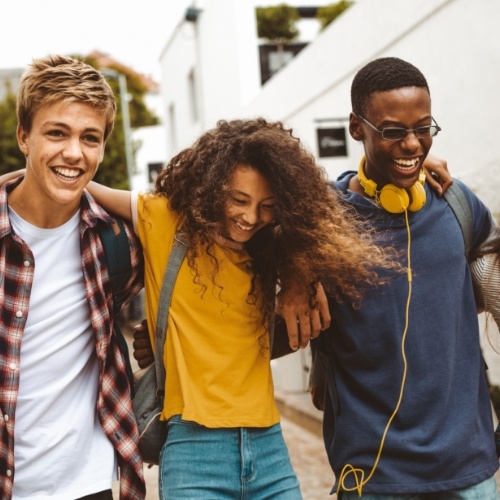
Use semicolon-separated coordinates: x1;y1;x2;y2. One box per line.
392;157;420;174
235;221;257;232
393;157;420;172
52;167;83;180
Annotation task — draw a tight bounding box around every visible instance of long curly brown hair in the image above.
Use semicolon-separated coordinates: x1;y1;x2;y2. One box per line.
155;118;392;325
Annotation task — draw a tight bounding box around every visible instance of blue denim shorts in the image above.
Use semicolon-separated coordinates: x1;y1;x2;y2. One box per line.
339;474;499;500
159;415;302;499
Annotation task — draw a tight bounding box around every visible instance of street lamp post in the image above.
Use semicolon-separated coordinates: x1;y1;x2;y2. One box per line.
101;69;134;187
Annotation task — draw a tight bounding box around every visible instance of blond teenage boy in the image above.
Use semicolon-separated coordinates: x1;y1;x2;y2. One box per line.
0;55;145;499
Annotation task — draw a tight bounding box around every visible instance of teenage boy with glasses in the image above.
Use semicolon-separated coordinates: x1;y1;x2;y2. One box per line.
312;56;498;499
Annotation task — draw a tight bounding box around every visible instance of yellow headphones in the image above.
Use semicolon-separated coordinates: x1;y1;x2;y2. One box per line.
357;157;426;214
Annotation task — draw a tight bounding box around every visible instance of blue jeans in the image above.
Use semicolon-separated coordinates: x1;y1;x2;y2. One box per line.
340;474;499;500
159;415;302;499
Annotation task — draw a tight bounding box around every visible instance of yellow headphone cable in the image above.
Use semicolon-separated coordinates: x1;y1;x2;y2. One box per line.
337;208;413;496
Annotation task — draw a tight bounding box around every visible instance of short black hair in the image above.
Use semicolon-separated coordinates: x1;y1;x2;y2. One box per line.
351;57;430;115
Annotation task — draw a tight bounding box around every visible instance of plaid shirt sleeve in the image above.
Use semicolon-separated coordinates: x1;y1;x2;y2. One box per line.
0;206;32;497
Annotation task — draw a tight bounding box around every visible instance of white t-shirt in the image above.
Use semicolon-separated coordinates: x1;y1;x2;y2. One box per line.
9;209;117;500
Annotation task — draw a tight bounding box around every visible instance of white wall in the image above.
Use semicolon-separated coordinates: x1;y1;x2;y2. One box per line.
160;20;201;154
198;0;262;124
159;0;263;155
159;0;334;159
131;125;168;191
160;0;500;210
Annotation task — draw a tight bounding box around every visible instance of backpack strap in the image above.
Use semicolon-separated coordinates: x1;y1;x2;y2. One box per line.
153;232;188;398
97;217;135;387
97;217;132;313
443;182;473;259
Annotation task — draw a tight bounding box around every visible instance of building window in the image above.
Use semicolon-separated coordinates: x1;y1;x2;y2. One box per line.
168;103;177;152
148;162;164;185
188;68;199;123
258;43;308;85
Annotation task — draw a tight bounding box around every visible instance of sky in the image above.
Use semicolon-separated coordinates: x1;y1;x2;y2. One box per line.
0;0;192;82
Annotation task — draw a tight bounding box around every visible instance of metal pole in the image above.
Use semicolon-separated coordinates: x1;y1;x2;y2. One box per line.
117;73;134;186
101;69;134;187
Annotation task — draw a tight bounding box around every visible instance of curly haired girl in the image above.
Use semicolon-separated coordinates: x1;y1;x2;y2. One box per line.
87;117;395;499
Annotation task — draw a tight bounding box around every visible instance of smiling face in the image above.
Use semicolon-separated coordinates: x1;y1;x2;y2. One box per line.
350;86;433;190
223;164;276;243
14;100;106;227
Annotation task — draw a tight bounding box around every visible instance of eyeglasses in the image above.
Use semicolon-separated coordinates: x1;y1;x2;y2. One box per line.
358;114;441;141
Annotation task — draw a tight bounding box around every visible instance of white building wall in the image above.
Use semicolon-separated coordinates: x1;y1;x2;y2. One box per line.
159;0;331;158
197;0;262;125
160;22;200;155
131;124;168;191
159;0;261;156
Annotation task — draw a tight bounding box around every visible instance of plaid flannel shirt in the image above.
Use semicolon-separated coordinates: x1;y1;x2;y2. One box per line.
0;179;146;499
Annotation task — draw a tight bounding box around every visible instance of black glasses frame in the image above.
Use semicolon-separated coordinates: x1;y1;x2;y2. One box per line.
358;114;442;141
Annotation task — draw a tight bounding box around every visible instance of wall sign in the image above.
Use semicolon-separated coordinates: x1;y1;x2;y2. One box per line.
316;127;348;158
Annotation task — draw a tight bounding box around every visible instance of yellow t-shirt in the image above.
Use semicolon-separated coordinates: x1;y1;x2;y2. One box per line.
135;193;279;428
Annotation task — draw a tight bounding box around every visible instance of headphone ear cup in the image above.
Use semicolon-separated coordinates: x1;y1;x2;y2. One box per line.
378;184;410;214
407;182;426;212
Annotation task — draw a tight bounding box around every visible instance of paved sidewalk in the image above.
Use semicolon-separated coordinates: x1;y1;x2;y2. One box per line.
281;415;336;499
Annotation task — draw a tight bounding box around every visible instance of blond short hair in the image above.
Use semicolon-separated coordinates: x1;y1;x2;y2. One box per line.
17;55;116;140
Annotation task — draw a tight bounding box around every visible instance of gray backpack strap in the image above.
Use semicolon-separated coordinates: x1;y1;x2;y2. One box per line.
443;182;472;258
154;232;188;395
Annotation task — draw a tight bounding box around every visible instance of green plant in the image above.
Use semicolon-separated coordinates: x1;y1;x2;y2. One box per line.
0;89;25;175
316;0;353;30
256;4;300;43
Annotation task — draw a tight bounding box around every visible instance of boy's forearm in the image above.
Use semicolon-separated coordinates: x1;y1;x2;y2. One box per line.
86;181;133;221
